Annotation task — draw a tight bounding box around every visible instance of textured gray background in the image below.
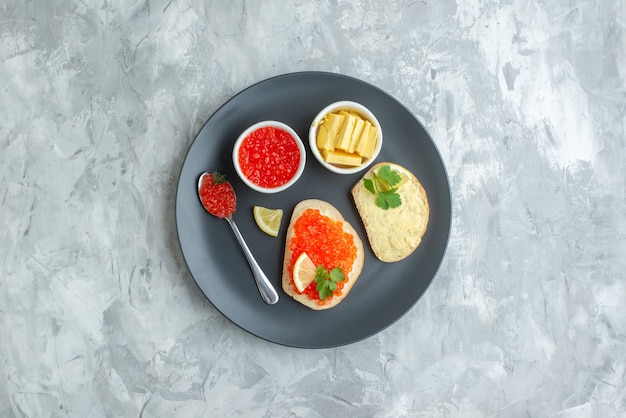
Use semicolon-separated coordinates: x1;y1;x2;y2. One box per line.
1;1;625;417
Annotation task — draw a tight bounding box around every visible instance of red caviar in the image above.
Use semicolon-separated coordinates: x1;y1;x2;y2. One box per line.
199;172;236;218
237;126;301;188
288;208;357;304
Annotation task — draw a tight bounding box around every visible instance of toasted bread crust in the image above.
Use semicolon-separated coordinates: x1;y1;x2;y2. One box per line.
282;199;364;310
351;162;429;262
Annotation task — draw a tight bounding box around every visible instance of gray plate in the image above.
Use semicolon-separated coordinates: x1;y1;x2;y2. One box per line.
175;72;451;348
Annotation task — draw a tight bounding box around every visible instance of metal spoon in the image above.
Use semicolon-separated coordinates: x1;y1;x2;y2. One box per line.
197;172;279;305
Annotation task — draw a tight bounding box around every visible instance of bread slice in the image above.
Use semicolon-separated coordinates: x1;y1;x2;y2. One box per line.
282;199;364;310
351;162;429;262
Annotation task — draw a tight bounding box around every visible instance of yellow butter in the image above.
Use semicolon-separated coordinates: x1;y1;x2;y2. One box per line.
315;108;379;167
348;118;365;153
360;124;378;159
316;113;343;151
355;121;371;156
323;149;363;166
335;111;357;150
317;125;333;151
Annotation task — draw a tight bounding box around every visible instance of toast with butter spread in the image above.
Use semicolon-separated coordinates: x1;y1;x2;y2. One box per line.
351;162;429;262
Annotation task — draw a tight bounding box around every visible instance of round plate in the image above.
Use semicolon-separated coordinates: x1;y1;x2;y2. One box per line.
175;72;451;348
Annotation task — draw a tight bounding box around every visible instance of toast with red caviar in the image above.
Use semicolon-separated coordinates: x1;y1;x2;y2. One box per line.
282;199;364;310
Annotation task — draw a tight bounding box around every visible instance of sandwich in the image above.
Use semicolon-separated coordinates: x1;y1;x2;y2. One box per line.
282;199;364;310
351;162;429;262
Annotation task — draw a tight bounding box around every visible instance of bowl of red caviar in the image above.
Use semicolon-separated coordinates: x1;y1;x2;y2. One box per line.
233;120;306;193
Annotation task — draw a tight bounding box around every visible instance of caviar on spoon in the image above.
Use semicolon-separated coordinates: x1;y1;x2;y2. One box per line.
198;171;279;305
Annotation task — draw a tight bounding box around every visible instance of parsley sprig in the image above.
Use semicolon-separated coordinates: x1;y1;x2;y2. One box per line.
363;165;402;210
211;172;228;185
314;265;345;300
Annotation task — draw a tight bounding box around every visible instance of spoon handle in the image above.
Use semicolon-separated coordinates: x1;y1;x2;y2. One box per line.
225;217;279;305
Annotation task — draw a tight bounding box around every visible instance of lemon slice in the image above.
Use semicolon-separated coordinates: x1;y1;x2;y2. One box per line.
253;206;283;237
374;170;408;191
293;252;317;292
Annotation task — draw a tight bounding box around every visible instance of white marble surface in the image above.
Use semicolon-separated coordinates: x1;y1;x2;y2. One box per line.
2;1;625;416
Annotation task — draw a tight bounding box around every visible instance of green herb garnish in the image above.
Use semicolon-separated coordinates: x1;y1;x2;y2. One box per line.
363;164;402;210
211;172;228;185
314;265;345;300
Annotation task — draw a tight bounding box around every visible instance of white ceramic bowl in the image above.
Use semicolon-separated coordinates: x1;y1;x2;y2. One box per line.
308;100;383;174
232;120;306;193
